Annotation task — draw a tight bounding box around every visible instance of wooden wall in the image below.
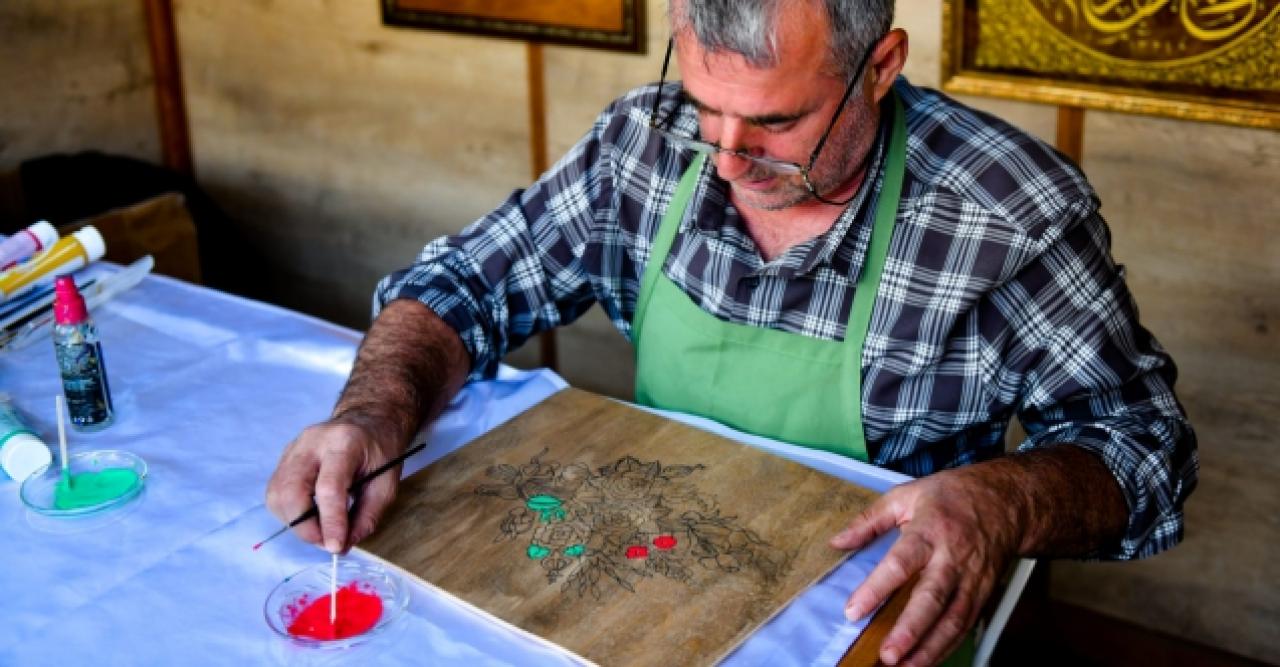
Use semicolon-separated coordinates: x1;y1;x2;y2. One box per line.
2;0;1277;663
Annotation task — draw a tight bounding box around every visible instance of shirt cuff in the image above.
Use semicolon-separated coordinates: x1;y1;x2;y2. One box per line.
1017;418;1197;560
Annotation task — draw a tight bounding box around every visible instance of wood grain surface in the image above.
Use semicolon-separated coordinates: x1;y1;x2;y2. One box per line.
360;388;880;666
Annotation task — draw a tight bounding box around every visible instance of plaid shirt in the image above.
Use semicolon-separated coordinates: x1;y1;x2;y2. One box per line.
378;78;1197;560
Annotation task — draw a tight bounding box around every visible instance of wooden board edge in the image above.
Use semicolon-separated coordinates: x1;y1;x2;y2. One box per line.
354;546;601;666
713;548;857;663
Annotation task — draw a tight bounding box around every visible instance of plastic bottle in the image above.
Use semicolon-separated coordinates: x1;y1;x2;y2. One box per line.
52;275;115;431
0;226;105;302
0;393;53;482
0;221;59;271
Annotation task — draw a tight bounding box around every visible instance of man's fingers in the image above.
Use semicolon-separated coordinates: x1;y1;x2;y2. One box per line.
898;588;975;667
879;567;960;666
830;494;903;551
844;531;932;621
347;474;399;549
314;445;360;553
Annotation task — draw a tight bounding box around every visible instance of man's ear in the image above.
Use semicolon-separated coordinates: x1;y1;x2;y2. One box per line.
869;28;908;104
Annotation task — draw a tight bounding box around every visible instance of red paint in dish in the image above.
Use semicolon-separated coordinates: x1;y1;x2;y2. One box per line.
286;582;383;641
652;535;677;550
625;545;649;560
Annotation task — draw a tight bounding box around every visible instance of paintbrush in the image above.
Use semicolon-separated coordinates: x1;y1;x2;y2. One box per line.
253;441;427;551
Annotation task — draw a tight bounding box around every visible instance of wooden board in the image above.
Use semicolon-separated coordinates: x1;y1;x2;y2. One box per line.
360;388;880;666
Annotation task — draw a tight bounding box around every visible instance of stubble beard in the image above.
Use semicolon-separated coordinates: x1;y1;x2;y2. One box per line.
729;102;875;212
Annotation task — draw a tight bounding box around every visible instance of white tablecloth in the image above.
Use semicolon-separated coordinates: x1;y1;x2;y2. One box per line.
0;268;906;666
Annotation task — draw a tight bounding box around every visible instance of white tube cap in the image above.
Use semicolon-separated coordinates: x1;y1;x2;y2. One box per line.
1;432;53;482
72;226;106;263
27;221;59;251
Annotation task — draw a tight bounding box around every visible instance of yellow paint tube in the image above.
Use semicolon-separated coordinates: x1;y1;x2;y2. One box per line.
0;226;106;302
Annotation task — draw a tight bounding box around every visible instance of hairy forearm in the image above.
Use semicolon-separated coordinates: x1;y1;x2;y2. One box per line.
331;299;470;447
962;445;1129;558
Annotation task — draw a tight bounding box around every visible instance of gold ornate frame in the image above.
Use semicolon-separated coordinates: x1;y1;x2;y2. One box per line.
941;0;1280;130
382;0;645;54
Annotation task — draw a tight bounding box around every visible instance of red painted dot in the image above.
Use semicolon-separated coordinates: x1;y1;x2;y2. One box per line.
652;535;677;550
625;545;649;560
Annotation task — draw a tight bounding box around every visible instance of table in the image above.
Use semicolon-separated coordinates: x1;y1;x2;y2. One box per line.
0;267;910;666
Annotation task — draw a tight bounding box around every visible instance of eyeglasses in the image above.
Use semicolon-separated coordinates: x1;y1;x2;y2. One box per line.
647;37;880;206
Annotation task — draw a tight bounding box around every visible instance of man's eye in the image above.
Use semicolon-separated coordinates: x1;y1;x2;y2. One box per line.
760;121;797;134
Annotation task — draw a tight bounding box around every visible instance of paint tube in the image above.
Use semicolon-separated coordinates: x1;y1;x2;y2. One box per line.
0;226;105;303
0;221;59;271
0;393;53;482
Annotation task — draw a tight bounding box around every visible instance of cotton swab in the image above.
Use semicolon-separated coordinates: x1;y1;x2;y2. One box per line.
55;395;70;488
330;553;338;626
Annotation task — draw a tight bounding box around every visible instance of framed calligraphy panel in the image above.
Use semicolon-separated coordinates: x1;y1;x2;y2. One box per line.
941;0;1280;129
382;0;645;53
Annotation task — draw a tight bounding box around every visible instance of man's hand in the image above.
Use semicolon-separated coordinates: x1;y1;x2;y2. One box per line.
830;447;1128;667
830;468;1019;666
264;299;470;554
266;415;405;553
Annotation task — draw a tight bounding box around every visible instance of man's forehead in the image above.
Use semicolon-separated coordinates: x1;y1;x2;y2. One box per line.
672;28;834;117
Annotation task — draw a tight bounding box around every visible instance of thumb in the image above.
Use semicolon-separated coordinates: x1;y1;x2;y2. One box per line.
314;454;358;554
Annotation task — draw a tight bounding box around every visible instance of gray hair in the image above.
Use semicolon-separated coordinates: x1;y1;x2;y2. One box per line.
669;0;894;78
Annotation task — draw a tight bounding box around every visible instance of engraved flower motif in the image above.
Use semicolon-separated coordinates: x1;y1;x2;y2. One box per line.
598;457;661;500
533;517;590;552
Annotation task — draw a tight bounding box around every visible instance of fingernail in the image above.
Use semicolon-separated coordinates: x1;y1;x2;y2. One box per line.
325;537;341;554
845;602;864;622
882;647;900;664
831;530;850;545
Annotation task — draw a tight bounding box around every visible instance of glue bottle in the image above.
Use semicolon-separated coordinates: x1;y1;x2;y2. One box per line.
0;225;105;302
0;394;53;482
0;221;59;271
52;275;115;431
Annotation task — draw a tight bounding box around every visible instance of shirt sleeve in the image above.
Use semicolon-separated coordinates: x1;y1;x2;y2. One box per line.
1007;206;1198;561
371;100;625;381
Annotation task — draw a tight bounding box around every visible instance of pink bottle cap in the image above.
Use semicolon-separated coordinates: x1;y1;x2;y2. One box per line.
53;275;88;325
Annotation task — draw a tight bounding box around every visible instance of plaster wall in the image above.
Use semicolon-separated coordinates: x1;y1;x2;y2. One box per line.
0;0;159;166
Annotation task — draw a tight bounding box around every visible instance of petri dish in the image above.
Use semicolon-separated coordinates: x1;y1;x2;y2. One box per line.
19;450;147;518
264;559;410;650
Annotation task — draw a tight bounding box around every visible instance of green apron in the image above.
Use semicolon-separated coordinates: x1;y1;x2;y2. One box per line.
634;93;907;462
632;93;977;666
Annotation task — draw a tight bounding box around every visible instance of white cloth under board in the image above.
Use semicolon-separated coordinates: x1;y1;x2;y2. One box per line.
0;264;908;666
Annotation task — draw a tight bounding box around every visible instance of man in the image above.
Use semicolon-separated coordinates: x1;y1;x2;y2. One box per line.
267;1;1197;665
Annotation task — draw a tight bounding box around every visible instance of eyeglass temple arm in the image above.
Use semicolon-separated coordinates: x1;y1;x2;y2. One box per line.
649;38;677;124
806;42;879;166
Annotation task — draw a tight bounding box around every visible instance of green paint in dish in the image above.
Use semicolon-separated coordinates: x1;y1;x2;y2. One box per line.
564;544;585;558
54;468;141;510
527;544;551;560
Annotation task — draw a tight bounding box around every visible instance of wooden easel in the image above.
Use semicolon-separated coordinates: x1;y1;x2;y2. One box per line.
526;44;559;371
1056;106;1086;164
142;0;193;177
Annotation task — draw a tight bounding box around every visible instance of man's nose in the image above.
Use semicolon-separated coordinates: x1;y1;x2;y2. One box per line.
713;118;755;180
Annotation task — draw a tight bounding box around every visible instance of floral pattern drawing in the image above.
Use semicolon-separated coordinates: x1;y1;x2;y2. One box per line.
473;450;793;600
